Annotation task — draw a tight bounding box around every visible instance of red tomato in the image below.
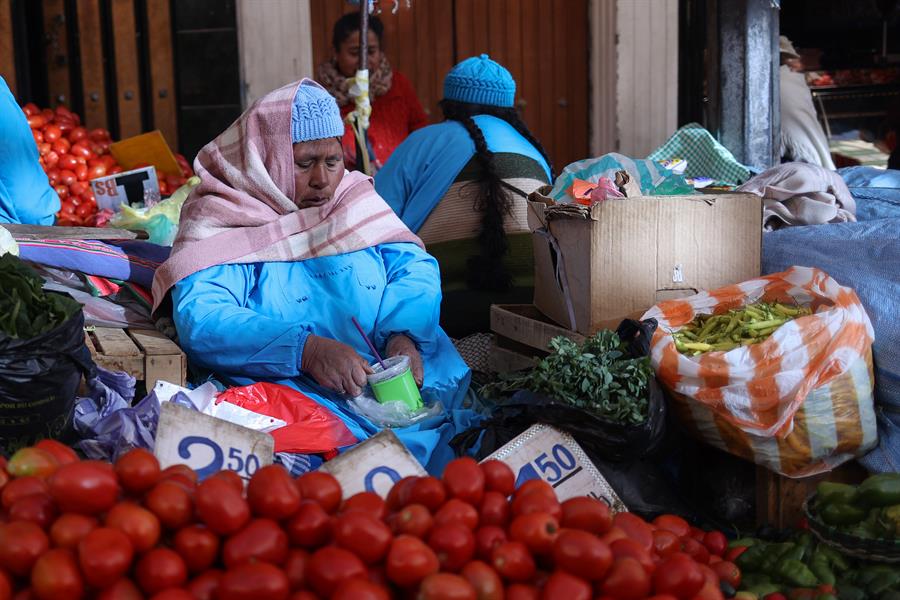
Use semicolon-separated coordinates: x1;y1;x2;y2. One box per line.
100;155;118;169
27;114;47;129
689;527;706;542
31;548;83;600
109;165;124;175
511;492;562;521
160;465;198;488
145;481;193;530
96;578;143;600
185;570;222;600
205;470;241;493
681;537;710;565
653;529;682;558
69;143;92;160
506;584;540;600
387;503;433;538
55;186;71;201
22;103;39;116
702;531;727;557
418;573;477;600
78;527;134;588
491;541;536;582
74;163;88;182
0;521;49;576
217;563;289;600
724;546;748;563
653;553;705;599
32;129;44;144
479;491;510;528
9;493;57;529
158;180;171;196
295;472;342;514
434;498;479;530
307;547;366;597
113;448;160;495
53;138;71;155
513;480;555;501
509;512;559;556
560;497;613;535
285;500;333;548
173;525;219;573
551;529;613;581
195;476;250;535
541;571;592;600
460;561;503;600
601;557;652;600
42;107;55;120
385;535;440;588
68;127;88;144
480;460;515;496
691;580;725;600
611;538;656;574
2;477;48;509
427;523;475;571
69;181;88;197
708;561;739;589
105;502;161;552
48;461;119;516
613;512;654;551
341;491;387;521
50;514;97;549
442;457;485;505
408;477;447;512
247;465;301;520
333;511;392;565
224;518;289;568
653;515;691;538
57;154;77;171
135;548;188;595
331;578;390;600
89;128;111;141
283;548;309;590
165;174;186;189
475;525;508;561
43;150;59;169
34;440;77;465
45;168;61;186
58;169;77;186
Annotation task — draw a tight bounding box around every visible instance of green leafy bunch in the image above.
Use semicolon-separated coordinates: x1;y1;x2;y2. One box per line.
0;254;80;339
484;330;652;425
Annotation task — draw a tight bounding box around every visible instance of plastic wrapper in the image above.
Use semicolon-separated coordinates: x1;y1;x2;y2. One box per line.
642;266;878;478
549;152;694;203
215;382;357;454
348;393;444;428
109;176;199;246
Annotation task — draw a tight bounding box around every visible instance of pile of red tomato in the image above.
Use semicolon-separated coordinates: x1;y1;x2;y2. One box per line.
21;103;194;227
0;441;743;600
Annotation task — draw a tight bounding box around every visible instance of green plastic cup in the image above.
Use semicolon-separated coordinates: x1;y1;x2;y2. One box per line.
367;355;423;411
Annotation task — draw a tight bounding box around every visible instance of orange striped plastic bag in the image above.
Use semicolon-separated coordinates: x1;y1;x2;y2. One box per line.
641;266;877;477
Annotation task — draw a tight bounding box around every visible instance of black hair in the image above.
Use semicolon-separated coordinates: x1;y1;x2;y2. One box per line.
332;12;385;52
439;99;554;292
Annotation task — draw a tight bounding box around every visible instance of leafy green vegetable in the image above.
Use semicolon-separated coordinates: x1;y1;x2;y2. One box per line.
0;254;80;339
483;330;652;425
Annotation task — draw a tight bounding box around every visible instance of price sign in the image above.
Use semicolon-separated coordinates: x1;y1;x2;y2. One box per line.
483;423;627;512
90;166;160;211
319;430;427;498
155;402;274;482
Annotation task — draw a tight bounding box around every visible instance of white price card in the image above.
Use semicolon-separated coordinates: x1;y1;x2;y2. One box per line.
90;166;160;211
155;402;274;482
319;430;427;498
483;423;627;512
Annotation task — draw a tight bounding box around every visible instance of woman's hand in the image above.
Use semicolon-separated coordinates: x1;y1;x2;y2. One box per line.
301;334;372;397
386;334;424;387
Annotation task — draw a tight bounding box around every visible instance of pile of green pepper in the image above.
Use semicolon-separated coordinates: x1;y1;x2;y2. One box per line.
813;474;900;540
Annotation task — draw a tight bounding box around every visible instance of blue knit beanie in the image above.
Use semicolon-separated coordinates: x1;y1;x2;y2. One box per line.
443;54;516;108
291;78;345;143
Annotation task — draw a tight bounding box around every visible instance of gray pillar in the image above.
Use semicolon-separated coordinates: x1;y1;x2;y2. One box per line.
713;0;781;171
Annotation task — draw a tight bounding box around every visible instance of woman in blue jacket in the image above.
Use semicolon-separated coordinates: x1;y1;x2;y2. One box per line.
152;79;477;473
375;55;553;337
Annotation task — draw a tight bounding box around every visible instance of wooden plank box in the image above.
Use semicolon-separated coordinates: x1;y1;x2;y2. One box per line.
84;327;186;389
489;304;584;373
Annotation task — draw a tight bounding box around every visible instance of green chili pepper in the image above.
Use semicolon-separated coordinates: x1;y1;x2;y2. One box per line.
820;503;867;526
741;574;772;588
817;545;849;572
815;594;839;600
736;543;770;571
881;503;900;536
816;482;858;507
856;473;900;508
809;548;836;586
776;558;819;587
760;542;795;572
835;584;865;600
729;537;758;549
867;572;900;596
746;583;782;598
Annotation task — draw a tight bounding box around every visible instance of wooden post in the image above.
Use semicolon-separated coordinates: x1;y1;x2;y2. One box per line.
145;0;177;149
0;0;15;95
110;0;142;138
76;0;108;129
42;0;70;108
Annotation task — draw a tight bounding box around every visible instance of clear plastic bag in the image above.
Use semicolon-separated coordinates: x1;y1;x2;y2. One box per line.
109;176;199;246
348;392;444;428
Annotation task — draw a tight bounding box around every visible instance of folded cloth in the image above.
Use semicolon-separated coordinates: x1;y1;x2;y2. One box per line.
648;122;751;186
738;162;856;230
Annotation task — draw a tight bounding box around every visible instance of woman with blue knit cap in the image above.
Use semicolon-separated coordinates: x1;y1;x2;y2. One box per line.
154;79;477;473
375;55;553;338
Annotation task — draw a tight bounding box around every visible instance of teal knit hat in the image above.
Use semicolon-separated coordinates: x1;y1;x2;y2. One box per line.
443;54;516;108
291;78;345;143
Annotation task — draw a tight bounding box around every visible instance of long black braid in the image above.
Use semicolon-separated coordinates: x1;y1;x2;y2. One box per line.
439;100;554;292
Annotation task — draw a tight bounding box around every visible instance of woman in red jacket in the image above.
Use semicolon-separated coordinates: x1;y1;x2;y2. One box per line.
316;12;428;172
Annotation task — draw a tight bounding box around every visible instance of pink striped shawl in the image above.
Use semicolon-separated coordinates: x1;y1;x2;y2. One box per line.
151;79;422;311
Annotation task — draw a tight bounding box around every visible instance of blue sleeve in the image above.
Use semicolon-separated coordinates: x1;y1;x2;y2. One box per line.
374;137;417;217
373;243;442;352
172;264;311;378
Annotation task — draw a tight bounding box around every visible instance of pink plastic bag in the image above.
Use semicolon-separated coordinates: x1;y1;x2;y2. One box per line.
215;382;357;454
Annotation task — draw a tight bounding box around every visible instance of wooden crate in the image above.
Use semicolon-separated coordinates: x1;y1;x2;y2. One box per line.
755;461;869;528
489;304;584;373
84;327;186;389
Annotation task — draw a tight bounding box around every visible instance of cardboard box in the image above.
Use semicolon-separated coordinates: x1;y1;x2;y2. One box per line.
528;186;762;335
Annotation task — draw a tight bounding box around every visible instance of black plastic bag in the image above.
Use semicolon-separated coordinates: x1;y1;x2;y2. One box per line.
0;305;95;455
